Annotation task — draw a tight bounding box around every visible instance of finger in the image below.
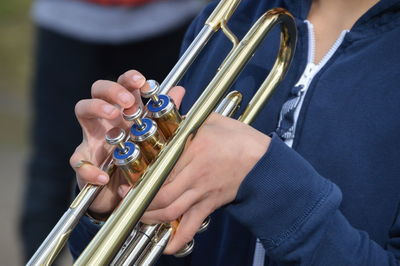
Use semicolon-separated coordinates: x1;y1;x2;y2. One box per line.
167;86;185;109
161;135;199;187
147;161;198;211
70;152;109;186
91;80;136;109
75;99;120;122
163;200;211;254
117;70;147;92
118;184;131;198
142;189;201;224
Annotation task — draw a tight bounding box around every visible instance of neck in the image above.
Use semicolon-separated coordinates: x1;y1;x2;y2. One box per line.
307;0;379;64
310;0;379;29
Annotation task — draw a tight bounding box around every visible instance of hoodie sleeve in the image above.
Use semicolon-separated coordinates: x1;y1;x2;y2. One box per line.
68;215;101;260
226;133;400;265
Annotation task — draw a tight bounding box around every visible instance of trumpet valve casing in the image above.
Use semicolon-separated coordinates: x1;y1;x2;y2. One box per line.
147;95;182;139
130;118;166;162
113;142;148;186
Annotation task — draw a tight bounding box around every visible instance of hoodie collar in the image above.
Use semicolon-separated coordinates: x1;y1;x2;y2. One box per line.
351;0;400;32
283;0;400;35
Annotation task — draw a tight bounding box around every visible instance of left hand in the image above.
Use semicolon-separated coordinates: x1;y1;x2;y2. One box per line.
119;113;271;254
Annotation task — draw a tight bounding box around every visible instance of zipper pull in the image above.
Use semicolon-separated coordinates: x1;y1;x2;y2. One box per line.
295;62;316;93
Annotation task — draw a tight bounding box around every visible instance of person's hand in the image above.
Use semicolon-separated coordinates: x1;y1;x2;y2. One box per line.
119;113;271;254
69;70;185;217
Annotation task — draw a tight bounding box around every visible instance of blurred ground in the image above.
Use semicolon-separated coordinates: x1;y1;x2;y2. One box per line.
0;1;72;265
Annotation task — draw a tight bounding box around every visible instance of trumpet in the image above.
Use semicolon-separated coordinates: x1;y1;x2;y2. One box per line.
27;0;297;265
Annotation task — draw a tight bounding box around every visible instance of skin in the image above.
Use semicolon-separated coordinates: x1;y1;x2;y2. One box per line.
308;0;379;63
70;0;380;256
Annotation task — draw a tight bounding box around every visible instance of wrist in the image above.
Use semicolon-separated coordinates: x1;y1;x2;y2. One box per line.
249;131;271;163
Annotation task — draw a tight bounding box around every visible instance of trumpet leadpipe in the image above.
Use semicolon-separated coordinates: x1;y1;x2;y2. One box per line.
26;156;116;266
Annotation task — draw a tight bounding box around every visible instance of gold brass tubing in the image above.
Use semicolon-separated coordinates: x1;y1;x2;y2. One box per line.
238;9;296;125
159;1;242;95
218;20;239;70
118;152;148;186
153;106;182;140
74;8;296;265
214;90;243;117
221;20;239;48
205;0;241;31
136;130;166;162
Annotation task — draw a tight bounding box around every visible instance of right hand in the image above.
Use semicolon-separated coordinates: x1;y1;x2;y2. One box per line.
69;70;185;218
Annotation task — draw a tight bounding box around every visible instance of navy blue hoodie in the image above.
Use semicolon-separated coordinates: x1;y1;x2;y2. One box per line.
70;0;400;265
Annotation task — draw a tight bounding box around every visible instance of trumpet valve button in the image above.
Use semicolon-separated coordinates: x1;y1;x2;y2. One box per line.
123;105;142;121
141;80;162;106
130;118;153;137
123;105;146;130
112;142;140;165
174;239;194;258
147;94;171;113
106;127;126;145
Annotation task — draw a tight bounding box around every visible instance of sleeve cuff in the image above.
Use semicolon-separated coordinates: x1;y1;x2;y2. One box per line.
226;133;342;254
68;186;103;260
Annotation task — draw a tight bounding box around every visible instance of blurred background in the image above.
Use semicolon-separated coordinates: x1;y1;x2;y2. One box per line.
0;0;34;264
0;0;204;265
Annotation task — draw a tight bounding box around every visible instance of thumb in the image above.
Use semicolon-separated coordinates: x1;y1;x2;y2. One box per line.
167;86;186;110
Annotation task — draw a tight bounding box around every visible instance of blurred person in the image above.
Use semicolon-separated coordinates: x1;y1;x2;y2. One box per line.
20;0;204;262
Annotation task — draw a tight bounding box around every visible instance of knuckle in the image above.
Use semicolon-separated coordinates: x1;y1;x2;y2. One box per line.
208;201;218;213
180;232;194;244
203;199;217;214
87;99;97;113
124;69;140;77
165;205;180;221
91;80;104;96
117;73;125;82
74;99;86;116
118;70;141;83
155;190;171;207
164;210;179;222
117;72;128;83
69;153;79;168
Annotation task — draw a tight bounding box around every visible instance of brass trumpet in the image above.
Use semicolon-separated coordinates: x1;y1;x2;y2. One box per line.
27;0;297;265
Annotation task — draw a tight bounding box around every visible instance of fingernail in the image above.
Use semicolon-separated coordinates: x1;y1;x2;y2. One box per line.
132;75;144;82
118;92;132;104
98;175;109;184
103;104;115;115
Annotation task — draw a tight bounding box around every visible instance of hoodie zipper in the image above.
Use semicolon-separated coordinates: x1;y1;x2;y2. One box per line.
253;22;349;266
283;21;348;147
